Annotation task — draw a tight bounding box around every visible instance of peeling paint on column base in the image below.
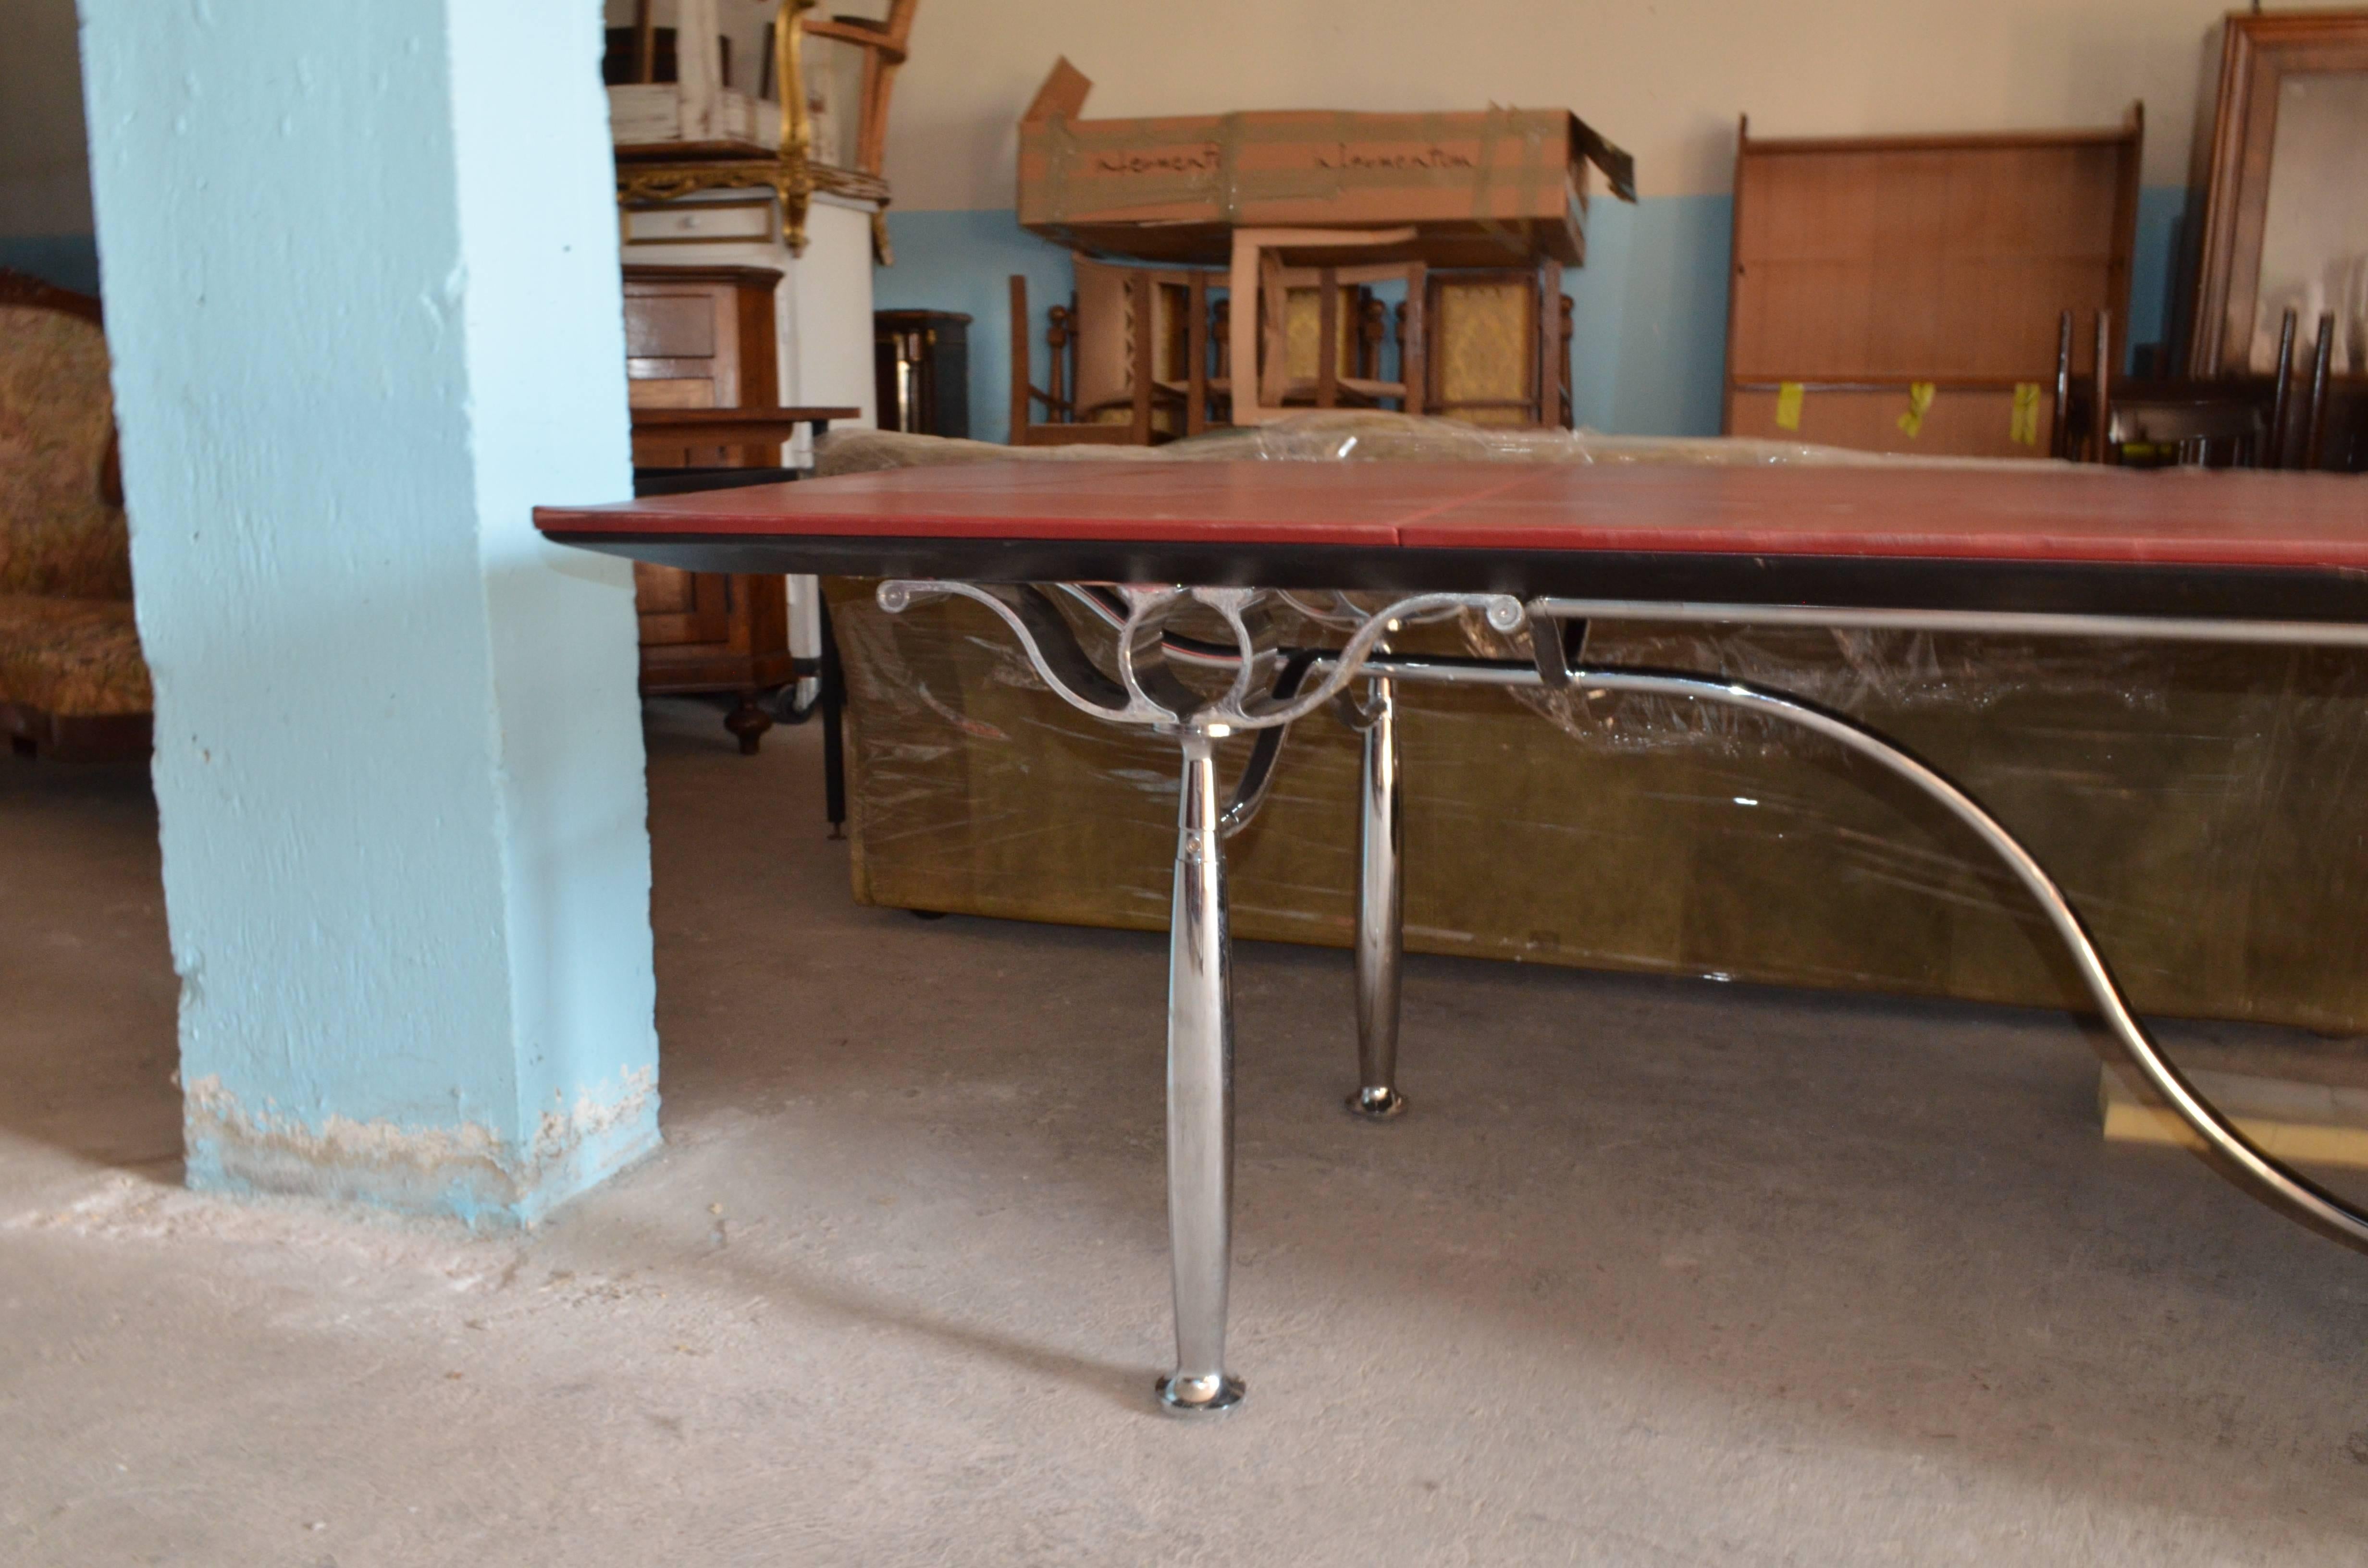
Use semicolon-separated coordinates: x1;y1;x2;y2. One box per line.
182;1070;660;1229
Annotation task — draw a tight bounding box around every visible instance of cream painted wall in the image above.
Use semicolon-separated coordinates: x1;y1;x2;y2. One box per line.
882;0;2346;208
876;1;2368;439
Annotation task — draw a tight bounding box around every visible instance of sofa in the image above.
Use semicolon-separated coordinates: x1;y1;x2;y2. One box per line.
0;269;148;760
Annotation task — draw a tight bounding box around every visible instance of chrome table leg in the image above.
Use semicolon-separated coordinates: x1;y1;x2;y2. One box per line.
1157;727;1246;1415
876;582;1516;1414
873;578;2368;1409
1348;675;1407;1119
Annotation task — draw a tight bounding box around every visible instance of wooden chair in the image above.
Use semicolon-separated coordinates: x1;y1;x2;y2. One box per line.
2302;310;2338;470
1254;253;1426;416
1009;274;1145;446
1009;266;1225;445
1232;237;1578;429
1072;257;1225;439
798;0;920;180
2057;305;2337;469
1226;227;1420;425
1425;264;1571;428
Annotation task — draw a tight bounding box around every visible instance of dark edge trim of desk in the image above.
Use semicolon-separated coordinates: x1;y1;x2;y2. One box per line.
631;467;805;498
541;532;2368;624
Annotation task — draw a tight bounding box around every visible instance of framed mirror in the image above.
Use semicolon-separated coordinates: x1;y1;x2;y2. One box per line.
2182;10;2368;378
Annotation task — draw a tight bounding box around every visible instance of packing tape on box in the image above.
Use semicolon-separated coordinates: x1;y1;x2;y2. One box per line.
1024;108;1631;229
2010;381;2042;446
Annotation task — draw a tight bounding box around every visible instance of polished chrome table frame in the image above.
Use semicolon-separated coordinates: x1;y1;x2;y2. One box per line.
538;460;2368;1417
867;577;2368;1416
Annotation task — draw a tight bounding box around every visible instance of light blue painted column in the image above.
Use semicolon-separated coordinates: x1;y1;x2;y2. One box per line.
77;0;659;1225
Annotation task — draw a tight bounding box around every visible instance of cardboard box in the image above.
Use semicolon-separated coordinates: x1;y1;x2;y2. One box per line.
1015;60;1634;268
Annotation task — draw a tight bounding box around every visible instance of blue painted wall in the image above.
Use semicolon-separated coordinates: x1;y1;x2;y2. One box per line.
2129;185;2189;371
881;187;2192;444
79;0;660;1225
874;209;1082;444
0;235;100;295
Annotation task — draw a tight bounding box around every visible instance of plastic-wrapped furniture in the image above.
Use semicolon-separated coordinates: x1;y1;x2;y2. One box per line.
809;413;2368;1039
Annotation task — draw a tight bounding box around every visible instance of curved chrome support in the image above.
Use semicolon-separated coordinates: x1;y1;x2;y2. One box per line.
1236;593;1515;729
1109;585;1224;723
1219;651;1320;840
872;576;2368;1412
1293;646;2368;1251
878;581;1156;723
881;579;1517;734
1562;663;2368;1255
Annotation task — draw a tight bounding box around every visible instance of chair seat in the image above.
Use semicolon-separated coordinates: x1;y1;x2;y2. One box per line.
0;593;149;718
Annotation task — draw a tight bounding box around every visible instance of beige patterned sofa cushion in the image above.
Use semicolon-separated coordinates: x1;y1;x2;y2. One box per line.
0;303;131;600
0;594;149;717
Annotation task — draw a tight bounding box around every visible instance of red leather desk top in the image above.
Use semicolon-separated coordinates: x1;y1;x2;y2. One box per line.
536;460;2368;620
541;461;2368;568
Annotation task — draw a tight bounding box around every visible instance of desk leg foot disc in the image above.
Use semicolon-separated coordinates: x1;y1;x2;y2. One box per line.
1346;1086;1406;1121
1156;1373;1246;1416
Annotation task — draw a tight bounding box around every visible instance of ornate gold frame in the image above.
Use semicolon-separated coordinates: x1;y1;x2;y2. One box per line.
613;0;825;254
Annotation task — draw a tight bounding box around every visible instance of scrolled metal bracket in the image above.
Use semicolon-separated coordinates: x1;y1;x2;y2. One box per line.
877;580;1149;723
877;580;1517;734
879;582;1516;842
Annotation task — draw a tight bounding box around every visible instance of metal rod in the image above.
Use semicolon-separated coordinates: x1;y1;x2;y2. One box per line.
2091;308;2114;463
2268;307;2299;469
1327;653;1536;687
1349;677;1407;1119
819;595;846;837
2306;312;2335;470
1319;652;2368;1258
2051;309;2073;458
1591;666;2368;1254
878;573;2368;1389
1157;729;1245;1415
1525;599;2368;649
1063;583;2368;660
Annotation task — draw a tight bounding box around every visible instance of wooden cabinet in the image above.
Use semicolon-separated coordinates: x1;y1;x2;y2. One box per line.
874;308;971;437
624;264;780;452
1723;110;2142;458
622;264;794;751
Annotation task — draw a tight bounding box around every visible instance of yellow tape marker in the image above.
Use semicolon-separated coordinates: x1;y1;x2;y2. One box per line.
2009;381;2041;446
1896;381;1936;439
1773;381;1804;431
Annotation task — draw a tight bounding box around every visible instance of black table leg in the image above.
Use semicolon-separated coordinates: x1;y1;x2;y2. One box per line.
819;594;846;839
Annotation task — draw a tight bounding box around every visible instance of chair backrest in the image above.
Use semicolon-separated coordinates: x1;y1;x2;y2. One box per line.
1070;256;1140;418
0;271;129;600
1428;270;1543;426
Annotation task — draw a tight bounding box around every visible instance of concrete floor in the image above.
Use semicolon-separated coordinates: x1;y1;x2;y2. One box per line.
7;701;2368;1565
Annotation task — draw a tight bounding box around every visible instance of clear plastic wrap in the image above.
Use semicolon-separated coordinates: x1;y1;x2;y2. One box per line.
815;416;2368;1032
815;409;2076;476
